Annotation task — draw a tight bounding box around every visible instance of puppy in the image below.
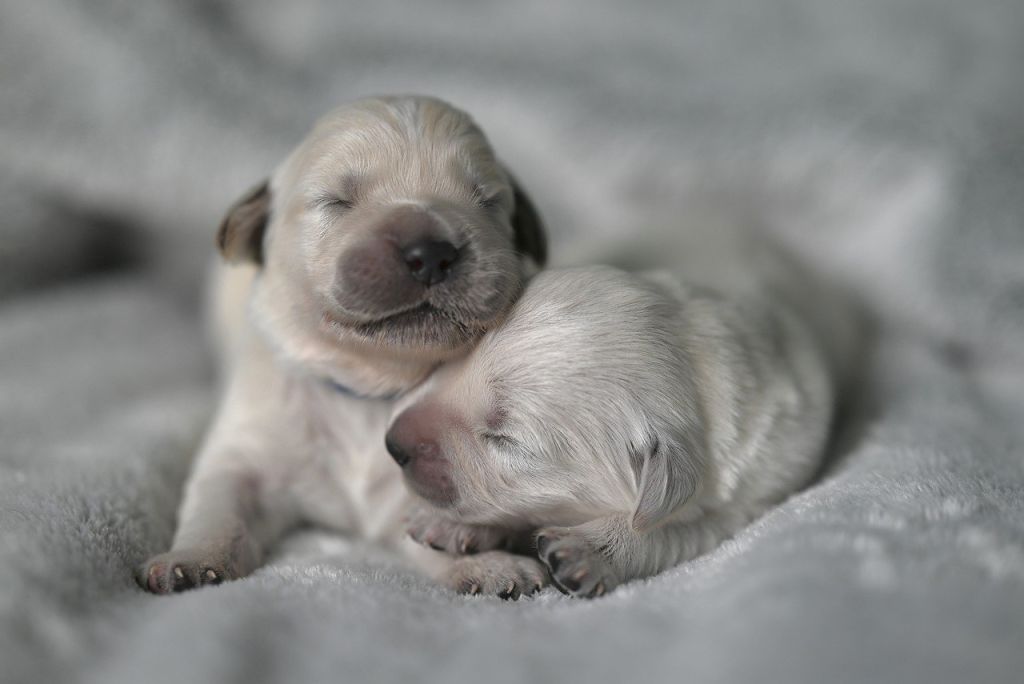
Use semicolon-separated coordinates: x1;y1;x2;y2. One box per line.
138;95;548;596
387;247;859;597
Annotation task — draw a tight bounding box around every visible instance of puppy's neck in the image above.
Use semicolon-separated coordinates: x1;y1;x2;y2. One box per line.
246;274;455;399
302;337;444;399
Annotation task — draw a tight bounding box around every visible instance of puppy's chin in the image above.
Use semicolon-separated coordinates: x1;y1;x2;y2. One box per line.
405;476;459;509
322;283;521;355
330;303;485;353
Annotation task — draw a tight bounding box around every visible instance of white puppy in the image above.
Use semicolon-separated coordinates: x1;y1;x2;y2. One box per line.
387;234;860;598
138;95;548;596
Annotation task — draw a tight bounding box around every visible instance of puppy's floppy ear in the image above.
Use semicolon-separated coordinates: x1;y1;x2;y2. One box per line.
629;429;704;533
506;172;547;266
217;180;270;264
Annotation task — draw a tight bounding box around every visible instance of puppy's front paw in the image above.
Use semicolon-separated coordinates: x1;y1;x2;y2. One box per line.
445;551;548;600
137;548;243;595
536;528;619;599
407;508;523;555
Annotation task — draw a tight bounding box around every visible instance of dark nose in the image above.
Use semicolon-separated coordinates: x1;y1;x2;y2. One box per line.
385;435;410;467
401;239;459;286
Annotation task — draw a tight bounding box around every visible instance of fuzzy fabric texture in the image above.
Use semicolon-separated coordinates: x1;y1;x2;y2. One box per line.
2;1;1023;682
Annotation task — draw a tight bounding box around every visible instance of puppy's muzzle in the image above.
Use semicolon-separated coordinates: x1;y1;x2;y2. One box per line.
334;206;463;316
386;406;457;507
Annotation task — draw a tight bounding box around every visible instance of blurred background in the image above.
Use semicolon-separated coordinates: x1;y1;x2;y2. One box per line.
4;0;1023;340
2;2;1023;683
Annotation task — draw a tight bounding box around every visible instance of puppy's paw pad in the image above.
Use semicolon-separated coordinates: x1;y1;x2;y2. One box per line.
446;551;548;600
406;510;516;556
137;550;235;595
536;528;618;599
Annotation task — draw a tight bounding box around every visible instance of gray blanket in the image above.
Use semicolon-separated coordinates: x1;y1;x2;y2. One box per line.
2;1;1023;682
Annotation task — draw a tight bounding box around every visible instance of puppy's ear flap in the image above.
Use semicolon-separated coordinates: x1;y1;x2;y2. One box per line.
507;173;547;266
217;180;270;264
629;429;704;533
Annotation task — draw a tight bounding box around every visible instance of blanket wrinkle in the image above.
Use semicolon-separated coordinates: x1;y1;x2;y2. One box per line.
2;1;1023;683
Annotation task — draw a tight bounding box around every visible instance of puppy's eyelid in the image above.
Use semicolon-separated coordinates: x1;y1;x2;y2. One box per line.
478;195;501;209
472;185;503;209
482;432;519;448
313;195;355;211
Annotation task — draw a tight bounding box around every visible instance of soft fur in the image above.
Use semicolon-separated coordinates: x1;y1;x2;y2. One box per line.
138;95;547;596
387;233;859;596
4;1;1023;681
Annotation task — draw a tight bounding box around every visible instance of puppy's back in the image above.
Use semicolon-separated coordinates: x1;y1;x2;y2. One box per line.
572;209;867;404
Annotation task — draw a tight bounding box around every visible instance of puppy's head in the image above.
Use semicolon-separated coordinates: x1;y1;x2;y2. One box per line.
218;96;546;392
385;266;705;532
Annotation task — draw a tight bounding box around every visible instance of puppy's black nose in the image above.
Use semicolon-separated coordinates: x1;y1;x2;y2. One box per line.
385;435;410;467
402;239;459;286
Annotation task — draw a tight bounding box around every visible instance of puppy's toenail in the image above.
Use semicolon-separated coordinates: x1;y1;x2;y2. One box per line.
173;567;184;579
469;582;481;595
571;568;588;582
594;582;606;597
205;570;217;581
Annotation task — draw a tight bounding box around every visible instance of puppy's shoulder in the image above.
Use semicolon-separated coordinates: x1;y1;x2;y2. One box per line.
637;268;713;305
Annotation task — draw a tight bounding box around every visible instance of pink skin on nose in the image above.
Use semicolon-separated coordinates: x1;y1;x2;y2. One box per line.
386;403;459;507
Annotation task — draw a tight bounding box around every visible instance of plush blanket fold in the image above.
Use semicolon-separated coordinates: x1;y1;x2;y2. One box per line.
2;1;1022;682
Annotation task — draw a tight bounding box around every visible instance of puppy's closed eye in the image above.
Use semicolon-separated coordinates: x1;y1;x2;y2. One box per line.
472;185;504;210
313;195;355;211
312;174;362;212
483;432;519;450
478;195;502;210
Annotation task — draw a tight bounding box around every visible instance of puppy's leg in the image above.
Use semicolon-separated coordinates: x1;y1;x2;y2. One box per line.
442;551;548;600
138;462;298;594
536;512;739;598
405;504;532;555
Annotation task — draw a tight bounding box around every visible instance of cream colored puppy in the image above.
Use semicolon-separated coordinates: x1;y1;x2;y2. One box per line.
138;96;547;596
387;242;859;598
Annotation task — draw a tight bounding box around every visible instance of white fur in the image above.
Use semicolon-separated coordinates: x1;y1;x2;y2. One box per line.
138;95;544;597
393;237;856;596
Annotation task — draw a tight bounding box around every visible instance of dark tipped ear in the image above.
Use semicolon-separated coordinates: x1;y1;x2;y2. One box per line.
629;430;704;533
217;180;270;264
507;173;547;266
